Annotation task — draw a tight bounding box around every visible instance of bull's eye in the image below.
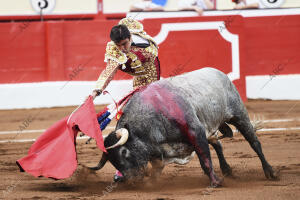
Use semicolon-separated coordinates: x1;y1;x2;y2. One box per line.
119;146;130;158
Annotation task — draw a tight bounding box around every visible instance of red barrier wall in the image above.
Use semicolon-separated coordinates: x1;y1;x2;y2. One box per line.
243;15;300;76
0;14;300;101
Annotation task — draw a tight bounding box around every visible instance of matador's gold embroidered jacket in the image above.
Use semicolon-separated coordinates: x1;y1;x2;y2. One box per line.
95;18;160;91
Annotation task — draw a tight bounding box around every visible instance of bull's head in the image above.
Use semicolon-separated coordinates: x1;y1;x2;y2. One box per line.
90;128;149;182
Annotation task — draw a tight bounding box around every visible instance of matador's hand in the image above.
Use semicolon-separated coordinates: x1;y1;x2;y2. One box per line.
85;89;102;102
92;89;102;100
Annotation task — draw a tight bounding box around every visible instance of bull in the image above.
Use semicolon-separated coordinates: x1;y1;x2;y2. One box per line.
90;67;277;187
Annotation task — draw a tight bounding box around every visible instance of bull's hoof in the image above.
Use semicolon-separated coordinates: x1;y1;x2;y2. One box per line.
221;166;233;177
264;166;280;180
210;178;223;188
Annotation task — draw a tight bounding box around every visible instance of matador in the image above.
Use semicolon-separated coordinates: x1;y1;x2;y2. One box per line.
90;18;161;182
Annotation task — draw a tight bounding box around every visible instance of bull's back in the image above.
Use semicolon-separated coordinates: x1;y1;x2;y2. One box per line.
168;67;236;101
164;67;241;132
122;67;242;137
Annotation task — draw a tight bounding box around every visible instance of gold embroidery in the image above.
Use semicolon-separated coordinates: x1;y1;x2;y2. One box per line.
104;42;127;64
104;18;158;65
119;18;158;47
95;60;119;91
96;18;159;91
145;42;158;57
132;48;158;89
119;18;144;34
127;52;137;62
130;59;142;69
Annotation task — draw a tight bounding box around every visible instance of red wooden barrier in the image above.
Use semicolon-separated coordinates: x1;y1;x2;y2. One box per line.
0;13;300;102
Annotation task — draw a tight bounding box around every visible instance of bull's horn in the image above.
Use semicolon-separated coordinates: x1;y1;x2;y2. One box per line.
106;128;129;150
89;152;108;170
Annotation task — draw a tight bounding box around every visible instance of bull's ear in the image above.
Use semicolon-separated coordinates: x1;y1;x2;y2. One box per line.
104;131;119;148
124;123;130;132
106;128;129;150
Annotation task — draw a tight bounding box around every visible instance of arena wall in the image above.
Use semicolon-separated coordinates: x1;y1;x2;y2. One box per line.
0;8;299;109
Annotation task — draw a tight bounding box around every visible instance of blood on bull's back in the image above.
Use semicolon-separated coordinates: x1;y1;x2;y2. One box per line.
138;67;242;138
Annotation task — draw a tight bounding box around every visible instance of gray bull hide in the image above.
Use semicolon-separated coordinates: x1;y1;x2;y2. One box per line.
91;67;277;187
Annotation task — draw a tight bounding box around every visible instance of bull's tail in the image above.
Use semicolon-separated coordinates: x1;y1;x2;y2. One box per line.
251;114;264;132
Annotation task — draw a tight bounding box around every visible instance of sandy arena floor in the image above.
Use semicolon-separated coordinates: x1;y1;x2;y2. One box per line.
0;100;299;200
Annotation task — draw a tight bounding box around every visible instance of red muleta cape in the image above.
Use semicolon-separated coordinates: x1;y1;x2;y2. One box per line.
16;96;106;179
